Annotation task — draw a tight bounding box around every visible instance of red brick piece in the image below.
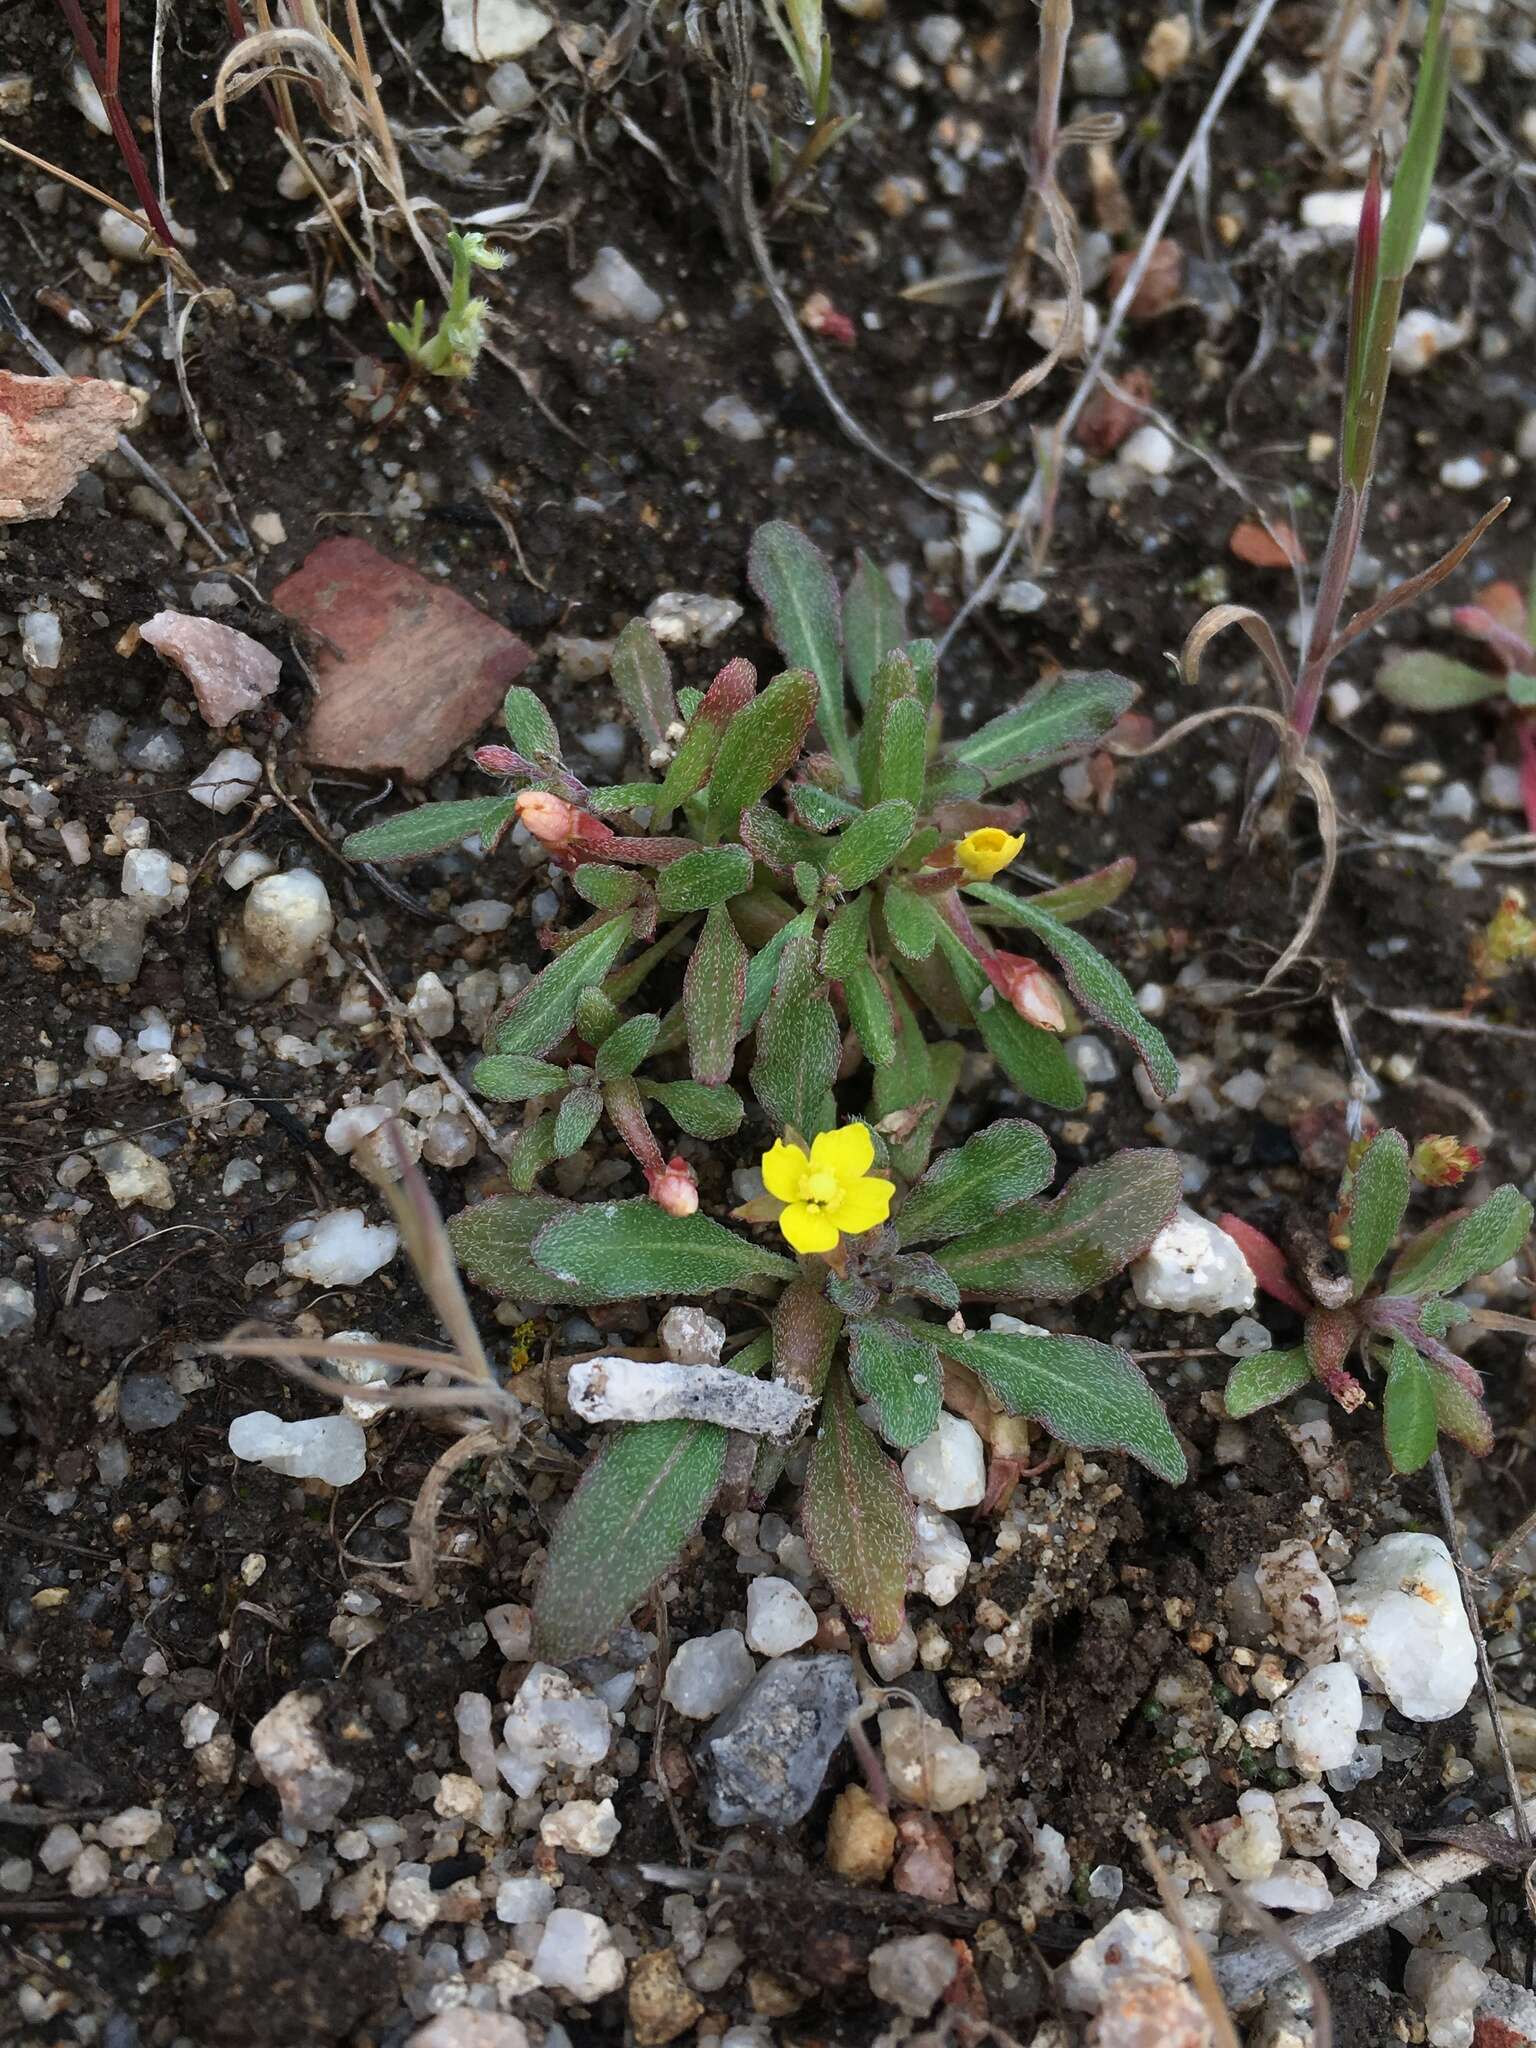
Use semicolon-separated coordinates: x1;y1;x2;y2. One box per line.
273;537;531;783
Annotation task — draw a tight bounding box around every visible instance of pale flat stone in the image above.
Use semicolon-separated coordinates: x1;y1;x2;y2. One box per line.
139;610;281;728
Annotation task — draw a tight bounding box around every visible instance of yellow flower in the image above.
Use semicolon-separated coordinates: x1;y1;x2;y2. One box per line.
761;1123;893;1256
954;826;1026;881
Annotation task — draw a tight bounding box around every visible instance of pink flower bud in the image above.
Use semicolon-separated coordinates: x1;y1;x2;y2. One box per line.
474;745;528;777
514;788;580;848
987;952;1067;1033
647;1156;699;1217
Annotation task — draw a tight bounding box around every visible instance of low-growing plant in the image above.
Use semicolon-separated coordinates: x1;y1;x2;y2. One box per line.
388;230;504;381
1378;566;1536;832
448;1115;1187;1659
1219;1130;1532;1476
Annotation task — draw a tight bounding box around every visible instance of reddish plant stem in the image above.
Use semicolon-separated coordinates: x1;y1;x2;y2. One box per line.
51;0;180;251
1517;717;1536;838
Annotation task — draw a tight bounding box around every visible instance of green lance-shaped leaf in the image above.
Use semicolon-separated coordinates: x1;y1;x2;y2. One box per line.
586;782;665;815
611;618;677;752
896;1118;1055;1247
870;695;928;809
948;671;1138;790
705;668;821;838
937;1149;1185;1301
570;863;645;911
654;658;757;824
843;551;907;705
594;1012;661;1080
1382;1337;1438;1475
739;803;830;875
503;684;561;760
471;1052;569;1101
342;796;519;864
553;1085;603;1156
1377;650;1505;712
972;893;1179;1099
820;893;872;980
934;921;1084;1111
857;649;920;799
789;782;863;831
1020;859;1138;924
1346;1129;1411;1296
1432;1360;1494;1457
801;1364;914;1645
749;934;840;1139
929;1324;1186;1483
748;521;853;781
1387;1185;1534;1299
882;882;943;961
741;906;817;1034
1224;1345;1313;1419
683;903;747;1086
820;799;916;894
531;1200;795;1301
446;1194;588;1302
533;1417;729;1661
506;1111;561;1191
641;1079;744;1139
773;1277;844;1398
657;845;754;914
873;988;963;1181
848;1317;942;1448
490;914;635;1058
844;964;896;1067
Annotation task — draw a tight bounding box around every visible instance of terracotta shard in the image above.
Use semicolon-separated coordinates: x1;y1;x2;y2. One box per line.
139;610;282;728
273;536;532;782
0;370;145;521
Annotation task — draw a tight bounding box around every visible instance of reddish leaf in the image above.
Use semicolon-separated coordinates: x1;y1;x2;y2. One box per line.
1217;1214;1310;1314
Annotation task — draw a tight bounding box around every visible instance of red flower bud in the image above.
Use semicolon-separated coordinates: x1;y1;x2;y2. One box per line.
986;952;1067;1032
514;788;581;847
1411;1135;1484;1188
647;1156;699;1217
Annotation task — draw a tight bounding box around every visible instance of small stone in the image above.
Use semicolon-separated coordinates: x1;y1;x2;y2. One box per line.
540;1796;620;1856
498;1663;611;1796
182;1703;220;1748
868;1622;918;1681
1336;1532;1476;1721
1327;680;1363;723
324;1329;400;1425
1392;307;1472;374
1328;1817;1379;1888
1481;762;1526;812
1131;1205;1257;1315
265;282;315;322
825;1784;896;1883
659;1305;727;1365
408;2015;530;2048
228;1411;368;1485
1255;1539;1340;1667
1279;1661;1363;1775
696;1654;859;1827
0;1279;35;1338
1122;424;1175;476
118;1375;186;1432
1060;1908;1186;2013
1069;1034;1117;1083
250;1690;356;1831
139;610;282;728
121;847;177;916
572;246;664;326
901;1412;986;1511
878;1706;987;1811
98;1805;160;1849
914;15;963;63
61;898;147;984
868;1933;958;2017
997;578;1047;614
189;746;262;812
1404;1951;1486;2048
1091;1976;1216;2045
663;1630;756;1719
628;1948;704;2046
486;60;535;112
39;1824;82;1873
911;1507;970;1605
441;0;553;61
1070;29;1129;95
1440;454;1488;491
495;1874;554;1923
701;394;766;442
407;970;455;1037
1217;1789;1283;1882
0;369;144;522
96;1140;175;1211
745;1577;818;1657
1142;13;1192;79
221;868;334;1000
485;1603;534;1662
532;1907;627;1999
1275;1783;1338;1857
68;1845;111;1897
1242;1857;1333;1914
21;606;61;670
284;1209;398;1287
322;276;357;321
645;591;743;648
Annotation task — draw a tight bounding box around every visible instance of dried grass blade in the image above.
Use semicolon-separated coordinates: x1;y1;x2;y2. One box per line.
1323;499;1510;664
1180;604;1295;711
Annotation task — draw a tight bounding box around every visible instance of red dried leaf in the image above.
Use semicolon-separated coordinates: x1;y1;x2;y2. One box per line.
1216;1213;1310;1314
1229;519;1306;571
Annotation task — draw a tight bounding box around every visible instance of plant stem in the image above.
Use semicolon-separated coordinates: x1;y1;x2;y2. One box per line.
52;0;180;252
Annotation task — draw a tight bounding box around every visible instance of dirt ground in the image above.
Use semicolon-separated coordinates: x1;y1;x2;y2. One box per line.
3;1;1536;2043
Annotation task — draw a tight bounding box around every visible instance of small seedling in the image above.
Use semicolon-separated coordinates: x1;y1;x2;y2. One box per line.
759;0;859;214
388;231;504;381
1220;1129;1532;1475
449;1114;1188;1660
1378;567;1536;831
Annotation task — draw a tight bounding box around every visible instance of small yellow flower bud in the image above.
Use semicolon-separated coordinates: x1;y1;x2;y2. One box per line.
953;826;1027;881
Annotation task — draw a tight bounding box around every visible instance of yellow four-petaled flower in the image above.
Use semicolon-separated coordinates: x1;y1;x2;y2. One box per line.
954;826;1026;880
762;1122;893;1255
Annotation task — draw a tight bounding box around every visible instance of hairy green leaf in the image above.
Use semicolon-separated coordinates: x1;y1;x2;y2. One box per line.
531;1201;795;1300
949;671;1137;789
447;1194;586;1302
871;695;928;809
642;1078;744;1139
821;799;916;893
611;618;676;751
654;657;756;822
848;1317;942;1448
472;1052;569;1101
931;1325;1186;1482
342;796;519;864
1382;1337;1437;1475
857;650;919;799
1431;1361;1494;1456
705;668;820;838
553;1085;603;1155
683;903;747;1086
937;1150;1184;1300
1387;1185;1534;1299
1376;650;1504;711
594;1012;661;1080
882;883;943;961
657;845;754;913
820;893;871;980
741;906;816;1034
884;1251;961;1311
585;782;663;815
933;921;1085;1109
801;1366;914;1644
570;863;645;910
490;915;635;1058
873;988;962;1180
739;803;829;875
748;521;852;778
896;1118;1055;1246
1224;1345;1313;1418
843;551;907;705
534;1418;728;1661
1022;859;1137;924
503;684;561;759
845;963;896;1067
750;935;840;1137
789;783;862;831
1347;1129;1411;1296
772;1278;844;1397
